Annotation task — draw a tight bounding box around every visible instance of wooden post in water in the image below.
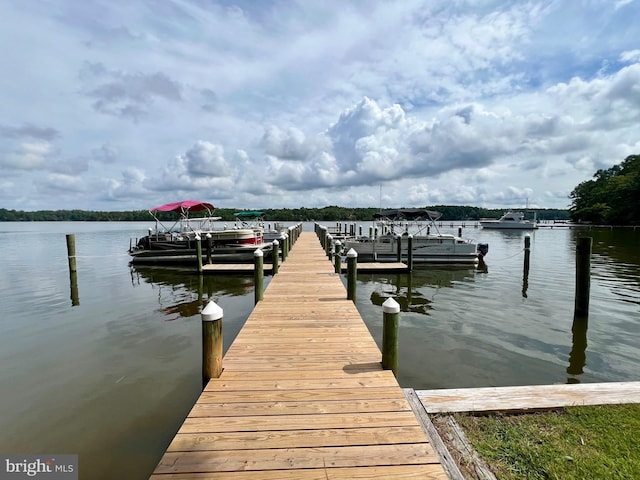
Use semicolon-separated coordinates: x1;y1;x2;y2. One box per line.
334;241;342;273
282;234;288;262
522;235;531;298
347;248;358;302
272;240;279;274
66;234;77;273
326;234;332;258
458;227;462;237
206;233;212;264
396;235;402;262
574;237;592;317
254;249;264;304
66;234;79;306
407;235;414;271
381;297;400;377
202;301;223;389
194;235;203;273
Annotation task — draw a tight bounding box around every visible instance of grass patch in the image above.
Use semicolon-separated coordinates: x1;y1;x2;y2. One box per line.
454;404;640;479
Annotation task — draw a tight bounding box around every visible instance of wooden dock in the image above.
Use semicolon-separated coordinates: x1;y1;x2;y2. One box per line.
201;262;407;274
415;381;640;413
150;231;447;479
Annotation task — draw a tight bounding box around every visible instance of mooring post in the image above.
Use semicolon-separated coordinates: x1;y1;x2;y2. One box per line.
523;234;531;298
66;234;79;306
334;241;342;273
458;227;462;237
575;237;592;317
347;248;358;301
206;233;212;264
202;300;223;389
66;234;77;273
381;297;400;376
282;234;289;262
396;235;402;262
407;235;414;271
272;240;279;274
195;235;203;274
326;234;333;258
254;249;264;304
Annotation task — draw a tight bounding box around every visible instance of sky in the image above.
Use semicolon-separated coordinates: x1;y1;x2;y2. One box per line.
1;0;639;212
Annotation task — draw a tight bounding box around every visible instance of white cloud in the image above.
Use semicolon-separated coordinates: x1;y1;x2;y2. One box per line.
0;0;638;211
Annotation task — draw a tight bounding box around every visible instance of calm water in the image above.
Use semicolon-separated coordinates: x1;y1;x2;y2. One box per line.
0;221;638;479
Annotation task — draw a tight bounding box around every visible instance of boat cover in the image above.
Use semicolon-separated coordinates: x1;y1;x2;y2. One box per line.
149;200;215;213
373;209;442;221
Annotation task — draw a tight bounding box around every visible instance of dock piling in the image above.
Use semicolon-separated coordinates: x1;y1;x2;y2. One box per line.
523;235;531;298
66;234;79;306
254;249;264;304
396;235;402;262
347;248;358;301
272;240;279;274
206;233;212;264
382;297;400;377
334;241;342;273
202;301;223;388
195;235;203;273
575;237;592;317
407;235;414;271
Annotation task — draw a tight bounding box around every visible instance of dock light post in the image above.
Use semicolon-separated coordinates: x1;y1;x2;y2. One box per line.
347;248;358;302
382;297;400;377
202;301;223;388
334;241;342;273
195;234;203;274
254;249;264;304
272;240;279;274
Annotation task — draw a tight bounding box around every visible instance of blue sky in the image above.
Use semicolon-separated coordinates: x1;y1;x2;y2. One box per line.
1;0;639;211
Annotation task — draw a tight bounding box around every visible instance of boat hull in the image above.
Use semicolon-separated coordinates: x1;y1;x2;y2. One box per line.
343;235;481;265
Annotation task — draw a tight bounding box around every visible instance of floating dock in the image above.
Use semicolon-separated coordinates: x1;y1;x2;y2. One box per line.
150;231;447;479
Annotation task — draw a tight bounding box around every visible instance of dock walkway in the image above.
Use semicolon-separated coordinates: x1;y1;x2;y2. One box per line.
151;231;447;479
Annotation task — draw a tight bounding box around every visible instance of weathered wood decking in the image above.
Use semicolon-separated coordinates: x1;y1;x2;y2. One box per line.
416;381;640;413
151;231;447;479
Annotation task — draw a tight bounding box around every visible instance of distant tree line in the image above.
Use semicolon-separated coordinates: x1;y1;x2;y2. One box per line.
0;205;569;222
570;154;640;224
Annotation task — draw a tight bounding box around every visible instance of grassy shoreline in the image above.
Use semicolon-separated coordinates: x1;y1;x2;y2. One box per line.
435;404;640;479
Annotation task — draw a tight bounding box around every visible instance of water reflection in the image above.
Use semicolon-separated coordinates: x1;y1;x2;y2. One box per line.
567;313;589;382
130;266;255;320
366;267;478;315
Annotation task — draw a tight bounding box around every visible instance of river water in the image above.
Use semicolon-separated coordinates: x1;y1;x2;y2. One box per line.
0;221;638;479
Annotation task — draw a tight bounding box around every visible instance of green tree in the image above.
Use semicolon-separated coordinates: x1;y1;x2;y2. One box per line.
570;154;640;224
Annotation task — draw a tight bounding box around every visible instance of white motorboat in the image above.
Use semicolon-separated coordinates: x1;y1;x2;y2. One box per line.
342;209;488;265
479;211;538;230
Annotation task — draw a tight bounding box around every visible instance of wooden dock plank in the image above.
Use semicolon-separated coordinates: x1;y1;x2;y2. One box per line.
154;444;439;473
416;381;640;413
165;426;431;451
151;464;448;479
150;231;446;479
